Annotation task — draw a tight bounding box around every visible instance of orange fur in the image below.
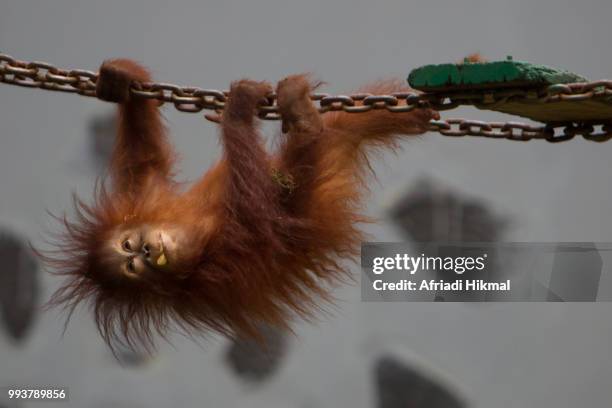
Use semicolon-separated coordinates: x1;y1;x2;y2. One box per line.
41;62;438;352
460;53;487;64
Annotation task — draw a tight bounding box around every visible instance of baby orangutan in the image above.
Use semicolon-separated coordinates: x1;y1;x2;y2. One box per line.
45;59;438;351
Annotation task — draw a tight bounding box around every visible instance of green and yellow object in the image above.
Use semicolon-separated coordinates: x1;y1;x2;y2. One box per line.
408;56;612;123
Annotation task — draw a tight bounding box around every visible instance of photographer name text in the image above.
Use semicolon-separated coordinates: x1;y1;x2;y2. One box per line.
372;279;511;292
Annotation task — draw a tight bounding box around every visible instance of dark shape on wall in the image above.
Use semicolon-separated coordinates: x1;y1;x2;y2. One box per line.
388;179;508;301
108;336;153;367
375;355;466;408
88;113;116;167
224;323;288;383
0;230;39;343
389;178;507;243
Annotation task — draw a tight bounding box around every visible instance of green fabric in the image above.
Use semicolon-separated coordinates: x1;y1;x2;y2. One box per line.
408;58;587;91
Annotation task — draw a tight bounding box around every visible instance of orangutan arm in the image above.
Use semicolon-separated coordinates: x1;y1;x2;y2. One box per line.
218;80;280;227
96;59;175;196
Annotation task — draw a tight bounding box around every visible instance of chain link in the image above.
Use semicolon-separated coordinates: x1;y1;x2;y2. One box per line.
2;52;612;142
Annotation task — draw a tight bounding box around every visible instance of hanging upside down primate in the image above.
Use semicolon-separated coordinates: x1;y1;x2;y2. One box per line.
44;59;439;351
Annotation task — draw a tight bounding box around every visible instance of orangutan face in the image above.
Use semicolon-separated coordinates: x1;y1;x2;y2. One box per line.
104;224;187;279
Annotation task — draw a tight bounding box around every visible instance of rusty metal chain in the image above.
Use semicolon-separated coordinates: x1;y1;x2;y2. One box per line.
429;119;612;142
2;52;612;143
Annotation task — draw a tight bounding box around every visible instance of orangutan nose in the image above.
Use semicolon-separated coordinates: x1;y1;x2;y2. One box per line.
142;243;151;258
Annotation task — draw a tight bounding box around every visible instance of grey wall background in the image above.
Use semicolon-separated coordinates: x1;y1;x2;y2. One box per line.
1;0;612;407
